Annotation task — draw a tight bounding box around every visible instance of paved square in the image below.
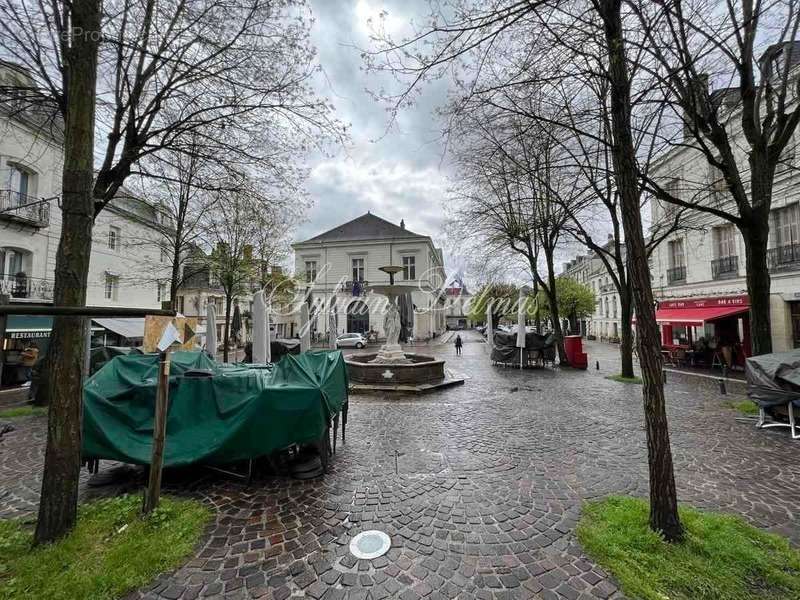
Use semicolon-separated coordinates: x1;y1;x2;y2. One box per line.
1;334;797;599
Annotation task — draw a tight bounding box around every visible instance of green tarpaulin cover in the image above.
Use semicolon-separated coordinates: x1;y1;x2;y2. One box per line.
82;350;348;467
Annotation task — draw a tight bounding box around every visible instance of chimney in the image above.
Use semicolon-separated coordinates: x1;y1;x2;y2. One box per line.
400;219;405;229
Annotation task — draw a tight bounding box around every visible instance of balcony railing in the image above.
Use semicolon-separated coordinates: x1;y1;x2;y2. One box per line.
767;244;800;272
343;280;368;296
0;190;50;228
599;283;616;294
0;274;54;301
666;265;686;284
711;255;739;279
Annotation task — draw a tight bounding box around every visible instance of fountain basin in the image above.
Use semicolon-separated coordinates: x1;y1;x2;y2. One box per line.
344;352;464;393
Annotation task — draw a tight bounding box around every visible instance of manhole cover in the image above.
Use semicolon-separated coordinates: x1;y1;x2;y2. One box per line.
349;530;391;559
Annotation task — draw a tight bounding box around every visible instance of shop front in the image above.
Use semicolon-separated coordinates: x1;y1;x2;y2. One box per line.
1;315;52;386
655;295;751;369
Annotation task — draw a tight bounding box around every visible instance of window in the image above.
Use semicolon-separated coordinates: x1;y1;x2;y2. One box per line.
304;260;317;283
663;177;681;216
772;203;799;247
160;247;168;263
8;164;31;201
352;258;364;281
668;239;685;268
157;282;167;304
402;255;416;280
108;226;121;251
104;274;119;300
612;296;617;318
713;224;736;259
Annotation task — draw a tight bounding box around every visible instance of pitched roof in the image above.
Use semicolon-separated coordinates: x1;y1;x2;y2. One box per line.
296;212;427;244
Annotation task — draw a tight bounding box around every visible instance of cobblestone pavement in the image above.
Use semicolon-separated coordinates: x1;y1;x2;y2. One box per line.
1;333;798;600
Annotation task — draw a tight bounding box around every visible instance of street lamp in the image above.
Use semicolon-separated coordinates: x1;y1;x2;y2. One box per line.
379;265;403;286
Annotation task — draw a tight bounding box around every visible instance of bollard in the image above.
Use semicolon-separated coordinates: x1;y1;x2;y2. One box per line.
596;361;600;370
662;369;667;384
719;378;727;395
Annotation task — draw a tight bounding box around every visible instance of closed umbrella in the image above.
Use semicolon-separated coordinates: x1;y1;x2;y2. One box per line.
300;303;310;353
206;302;217;360
516;289;526;370
329;309;337;350
486;308;494;351
265;300;272;363
252;291;267;363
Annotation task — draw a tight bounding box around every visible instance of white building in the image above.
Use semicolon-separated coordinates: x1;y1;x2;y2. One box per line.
292;212;447;341
1;60;171;381
444;282;472;329
561;238;627;341
649;43;800;357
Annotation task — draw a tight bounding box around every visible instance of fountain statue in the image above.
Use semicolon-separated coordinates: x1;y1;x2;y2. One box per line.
343;264;463;392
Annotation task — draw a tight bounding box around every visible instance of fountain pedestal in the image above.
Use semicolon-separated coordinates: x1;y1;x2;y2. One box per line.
371;344;410;364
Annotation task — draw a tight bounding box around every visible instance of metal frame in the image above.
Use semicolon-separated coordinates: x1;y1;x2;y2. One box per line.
757;402;799;440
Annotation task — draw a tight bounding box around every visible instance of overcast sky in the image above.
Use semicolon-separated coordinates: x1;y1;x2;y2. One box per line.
298;1;457;265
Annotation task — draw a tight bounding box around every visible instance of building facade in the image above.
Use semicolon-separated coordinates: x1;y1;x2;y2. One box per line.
444;282;472;330
560;238;627;341
1;61;171;382
649;45;800;356
292;213;447;341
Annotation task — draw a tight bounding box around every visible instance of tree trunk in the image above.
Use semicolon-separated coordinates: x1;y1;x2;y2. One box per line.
618;285;635;378
223;294;232;362
34;0;101;545
543;250;568;365
741;218;772;356
600;0;683;541
169;245;181;311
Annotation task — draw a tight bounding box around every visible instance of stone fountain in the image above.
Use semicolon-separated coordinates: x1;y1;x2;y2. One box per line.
344;265;464;394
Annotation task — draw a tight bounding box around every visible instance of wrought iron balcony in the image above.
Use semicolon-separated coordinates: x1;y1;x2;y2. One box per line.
711;255;739;279
343;280;368;296
0;190;50;228
599;283;616;294
666;265;686;284
0;274;54;301
767;244;800;272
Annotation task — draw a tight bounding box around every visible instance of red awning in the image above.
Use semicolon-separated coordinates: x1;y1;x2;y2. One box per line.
653;305;749;326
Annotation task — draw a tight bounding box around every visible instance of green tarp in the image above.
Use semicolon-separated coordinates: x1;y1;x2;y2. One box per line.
82;350;348;467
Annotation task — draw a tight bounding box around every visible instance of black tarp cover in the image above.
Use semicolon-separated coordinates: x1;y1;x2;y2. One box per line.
746;350;800;408
491;331;557;363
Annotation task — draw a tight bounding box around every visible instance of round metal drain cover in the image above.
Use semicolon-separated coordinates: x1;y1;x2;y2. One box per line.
349;530;391;560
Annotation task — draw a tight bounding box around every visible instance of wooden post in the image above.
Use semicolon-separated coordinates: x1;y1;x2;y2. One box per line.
143;351;170;514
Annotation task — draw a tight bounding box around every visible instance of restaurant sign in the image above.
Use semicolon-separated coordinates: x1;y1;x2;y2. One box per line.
658;295;749;310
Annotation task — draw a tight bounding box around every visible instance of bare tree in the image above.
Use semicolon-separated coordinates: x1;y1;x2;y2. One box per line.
0;0;341;542
366;0;684;540
630;0;800;355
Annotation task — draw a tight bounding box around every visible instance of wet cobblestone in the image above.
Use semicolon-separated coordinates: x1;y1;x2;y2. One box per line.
1;334;798;599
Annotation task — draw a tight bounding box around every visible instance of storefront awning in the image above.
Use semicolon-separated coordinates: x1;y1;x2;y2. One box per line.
92;317;145;339
654;305;749;326
4;315;53;339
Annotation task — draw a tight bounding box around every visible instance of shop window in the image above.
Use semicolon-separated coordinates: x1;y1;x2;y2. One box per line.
792;303;800;349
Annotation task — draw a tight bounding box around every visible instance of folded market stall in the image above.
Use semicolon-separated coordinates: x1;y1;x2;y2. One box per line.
490;331;557;367
82;350;349;467
746;349;800;440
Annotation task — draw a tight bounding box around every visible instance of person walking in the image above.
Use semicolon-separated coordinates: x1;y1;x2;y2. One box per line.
454;334;463;356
